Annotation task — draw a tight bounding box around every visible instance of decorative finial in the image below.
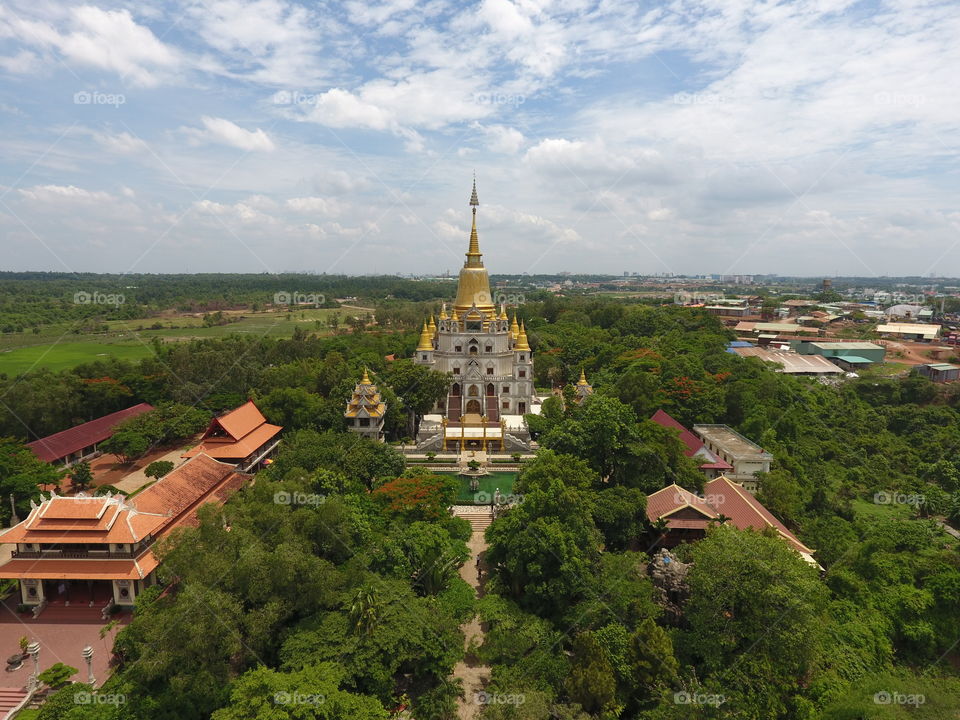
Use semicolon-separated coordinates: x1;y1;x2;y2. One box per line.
578;368;588;385
470;173;479;207
361;367;371;384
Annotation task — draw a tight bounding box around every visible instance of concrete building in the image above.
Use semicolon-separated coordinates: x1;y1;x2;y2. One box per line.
692;425;773;493
650;410;732;478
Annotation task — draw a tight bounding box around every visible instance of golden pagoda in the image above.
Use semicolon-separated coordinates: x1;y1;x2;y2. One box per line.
452;178;495;315
416;322;433;351
515;321;531;351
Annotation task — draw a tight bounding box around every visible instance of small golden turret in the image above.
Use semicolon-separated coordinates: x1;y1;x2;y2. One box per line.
451;309;460;323
510;314;520;340
361;367;372;384
416;322;434;351
515;321;531;351
499;306;508;321
439;306;448;321
577;368;589;386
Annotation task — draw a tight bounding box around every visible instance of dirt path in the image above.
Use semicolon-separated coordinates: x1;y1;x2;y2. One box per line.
452;530;492;720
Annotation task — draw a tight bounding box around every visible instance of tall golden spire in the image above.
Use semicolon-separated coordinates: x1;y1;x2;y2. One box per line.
466;176;482;267
510;314;520;340
453;177;495;314
515;321;531;351
428;315;437;334
416;322;433;351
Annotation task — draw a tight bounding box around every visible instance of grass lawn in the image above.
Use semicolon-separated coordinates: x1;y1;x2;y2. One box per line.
0;341;155;376
856;362;912;378
0;308;355;376
448;471;517;504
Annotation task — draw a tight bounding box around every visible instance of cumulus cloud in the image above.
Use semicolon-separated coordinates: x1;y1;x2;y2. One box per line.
184;116;276;152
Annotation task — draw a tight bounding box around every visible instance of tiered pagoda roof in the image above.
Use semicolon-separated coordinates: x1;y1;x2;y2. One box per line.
344;369;386;419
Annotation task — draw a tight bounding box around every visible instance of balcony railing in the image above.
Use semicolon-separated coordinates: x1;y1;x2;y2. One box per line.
12;549;142;560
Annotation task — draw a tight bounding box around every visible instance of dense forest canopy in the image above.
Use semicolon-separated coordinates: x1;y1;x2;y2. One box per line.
3;287;960;719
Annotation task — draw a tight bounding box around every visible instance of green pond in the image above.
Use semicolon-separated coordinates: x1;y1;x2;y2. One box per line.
447;471;517;504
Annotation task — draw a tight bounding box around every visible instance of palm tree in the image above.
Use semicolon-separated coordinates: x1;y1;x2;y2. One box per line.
348;586;381;636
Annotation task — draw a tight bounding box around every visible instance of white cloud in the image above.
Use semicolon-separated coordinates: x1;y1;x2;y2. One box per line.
18;184;115;203
185;116;276;152
0;6;180;86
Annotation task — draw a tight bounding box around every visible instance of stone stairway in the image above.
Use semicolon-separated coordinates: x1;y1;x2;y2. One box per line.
0;687;29;720
452;506;494;533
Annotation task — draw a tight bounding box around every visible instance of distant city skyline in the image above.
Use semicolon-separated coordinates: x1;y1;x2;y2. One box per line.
1;1;959;277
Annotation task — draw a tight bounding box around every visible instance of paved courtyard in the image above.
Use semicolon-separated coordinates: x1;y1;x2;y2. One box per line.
0;599;129;690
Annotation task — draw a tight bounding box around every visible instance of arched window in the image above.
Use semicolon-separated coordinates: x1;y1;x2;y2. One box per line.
451;383;461;396
485;344;492;353
486;383;495;396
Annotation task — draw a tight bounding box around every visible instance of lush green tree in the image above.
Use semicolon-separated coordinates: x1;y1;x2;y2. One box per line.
211;663;389;720
144;460;174;479
385;360;450;437
679;525;828;717
69;461;94;490
0;437;62;523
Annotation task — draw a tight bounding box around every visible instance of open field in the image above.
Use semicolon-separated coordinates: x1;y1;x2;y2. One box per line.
0;307;368;376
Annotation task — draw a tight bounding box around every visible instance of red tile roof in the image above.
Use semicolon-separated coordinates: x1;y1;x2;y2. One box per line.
26;403;154;462
702;476;814;555
183;401;281;461
0;455;247;547
0;554;159;580
132;453;246;534
650;410;732;470
646;483;718;524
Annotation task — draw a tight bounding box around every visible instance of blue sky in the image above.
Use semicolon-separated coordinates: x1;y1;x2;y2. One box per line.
1;0;959;277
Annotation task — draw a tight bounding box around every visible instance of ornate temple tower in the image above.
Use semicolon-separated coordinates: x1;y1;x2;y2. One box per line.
344;369;386;442
413;180;535;451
